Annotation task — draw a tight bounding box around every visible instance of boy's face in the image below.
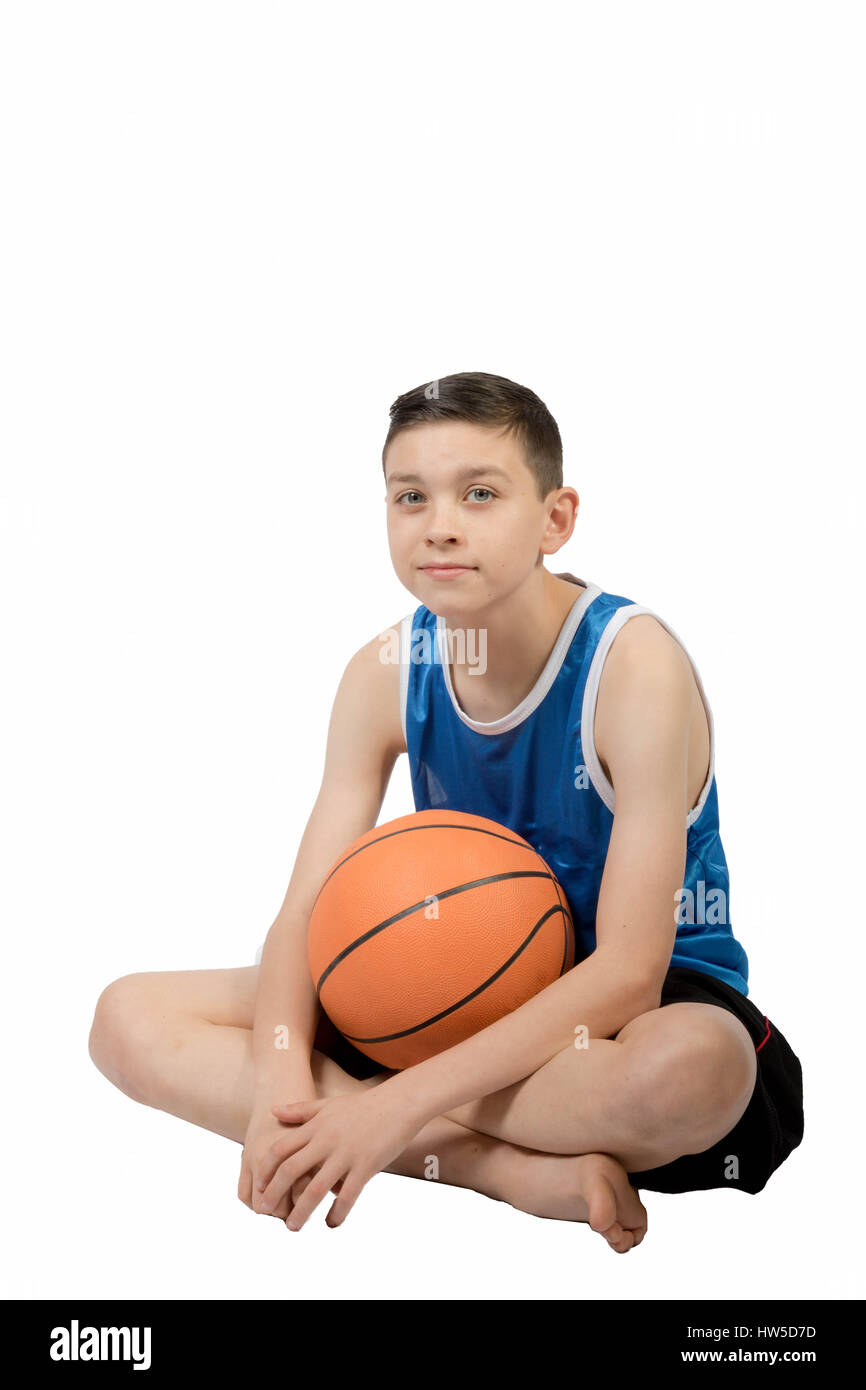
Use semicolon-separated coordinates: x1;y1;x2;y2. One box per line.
384;419;569;613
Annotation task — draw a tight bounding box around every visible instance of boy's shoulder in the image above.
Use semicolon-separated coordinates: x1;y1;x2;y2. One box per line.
340;615;409;758
597;608;698;720
604;609;693;666
595;608;710;809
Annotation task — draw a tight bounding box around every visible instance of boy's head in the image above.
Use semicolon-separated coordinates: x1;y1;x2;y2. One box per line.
382;371;578;612
382;371;562;501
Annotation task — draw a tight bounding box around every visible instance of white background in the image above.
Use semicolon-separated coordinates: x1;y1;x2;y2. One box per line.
2;1;862;1301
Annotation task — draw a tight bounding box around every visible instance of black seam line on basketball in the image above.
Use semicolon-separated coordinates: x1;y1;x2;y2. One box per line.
339;904;569;1045
314;870;554;995
549;875;572;976
310;822;540;915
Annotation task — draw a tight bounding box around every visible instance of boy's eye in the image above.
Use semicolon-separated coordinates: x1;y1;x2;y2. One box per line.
395;487;495;505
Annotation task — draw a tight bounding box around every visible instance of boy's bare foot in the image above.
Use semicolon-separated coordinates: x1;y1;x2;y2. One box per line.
505;1149;648;1252
320;1059;647;1251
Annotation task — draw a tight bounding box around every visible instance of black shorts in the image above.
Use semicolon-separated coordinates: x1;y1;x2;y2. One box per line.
624;965;805;1195
314;965;805;1199
313;1008;387;1082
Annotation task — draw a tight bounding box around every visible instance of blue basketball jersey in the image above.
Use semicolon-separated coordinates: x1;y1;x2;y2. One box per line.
398;573;749;996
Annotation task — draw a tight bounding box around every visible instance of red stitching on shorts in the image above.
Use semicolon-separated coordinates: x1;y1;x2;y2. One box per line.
755;1016;771;1053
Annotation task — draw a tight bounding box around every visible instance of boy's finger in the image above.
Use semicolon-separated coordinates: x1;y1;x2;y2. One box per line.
271;1100;322;1121
237;1155;254;1208
325;1173;365;1228
256;1126;310;1191
259;1145;320;1215
284;1158;344;1231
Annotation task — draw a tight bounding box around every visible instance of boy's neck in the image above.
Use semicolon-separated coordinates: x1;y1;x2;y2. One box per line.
441;566;586;721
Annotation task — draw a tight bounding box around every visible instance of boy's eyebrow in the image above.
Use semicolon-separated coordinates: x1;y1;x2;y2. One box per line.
387;464;512;487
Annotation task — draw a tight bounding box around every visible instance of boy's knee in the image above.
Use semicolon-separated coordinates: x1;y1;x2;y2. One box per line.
694;1012;756;1104
627;1012;757;1148
88;974;162;1104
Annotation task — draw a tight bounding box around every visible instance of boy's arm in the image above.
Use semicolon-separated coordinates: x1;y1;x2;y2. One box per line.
385;618;691;1127
251;629;404;1110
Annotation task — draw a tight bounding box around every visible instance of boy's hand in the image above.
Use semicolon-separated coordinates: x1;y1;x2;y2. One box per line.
256;1084;425;1230
238;1101;317;1221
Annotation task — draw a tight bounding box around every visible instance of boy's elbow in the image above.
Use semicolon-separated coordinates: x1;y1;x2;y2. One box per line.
592;953;665;1026
627;967;666;1019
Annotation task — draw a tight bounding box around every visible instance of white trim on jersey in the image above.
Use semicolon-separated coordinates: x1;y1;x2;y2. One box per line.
399;611;413;751
431;579;603;736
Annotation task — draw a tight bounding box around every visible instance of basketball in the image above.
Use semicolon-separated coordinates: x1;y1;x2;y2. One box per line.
307;808;576;1070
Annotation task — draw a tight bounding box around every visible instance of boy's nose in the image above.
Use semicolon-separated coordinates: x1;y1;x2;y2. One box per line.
425;514;464;543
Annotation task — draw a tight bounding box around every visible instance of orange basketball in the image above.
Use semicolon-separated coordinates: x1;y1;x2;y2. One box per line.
307;808;576;1070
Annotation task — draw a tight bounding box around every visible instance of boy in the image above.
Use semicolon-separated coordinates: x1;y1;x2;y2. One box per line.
88;372;804;1253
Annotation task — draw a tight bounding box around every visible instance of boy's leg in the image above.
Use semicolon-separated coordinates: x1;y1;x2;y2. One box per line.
87;966;513;1184
89;967;753;1169
310;1048;648;1249
88;966;649;1249
440;1000;759;1170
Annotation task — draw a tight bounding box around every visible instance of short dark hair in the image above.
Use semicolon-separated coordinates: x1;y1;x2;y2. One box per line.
382;371;563;500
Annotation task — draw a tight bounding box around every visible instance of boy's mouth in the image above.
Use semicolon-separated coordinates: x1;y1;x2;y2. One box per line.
419;564;476;578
